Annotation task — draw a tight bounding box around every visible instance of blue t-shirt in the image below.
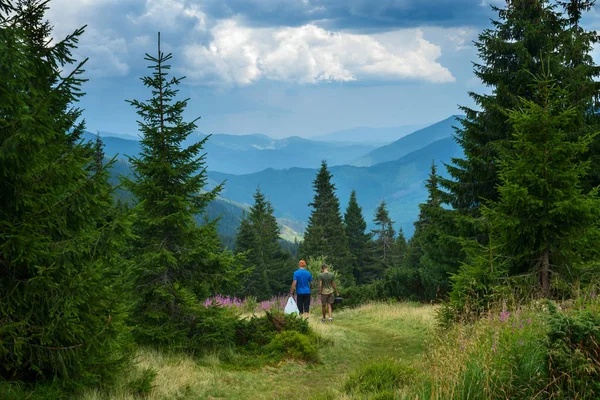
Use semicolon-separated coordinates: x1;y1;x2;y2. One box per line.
293;269;312;294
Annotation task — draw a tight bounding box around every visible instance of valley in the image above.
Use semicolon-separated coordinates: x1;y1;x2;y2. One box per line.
95;115;463;238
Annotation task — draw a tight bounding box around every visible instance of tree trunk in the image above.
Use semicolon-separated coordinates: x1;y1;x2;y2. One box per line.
541;248;551;298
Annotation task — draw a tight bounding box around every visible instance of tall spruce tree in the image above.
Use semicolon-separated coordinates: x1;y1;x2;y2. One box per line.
413;162;463;300
443;0;600;217
365;200;396;282
235;188;291;300
394;228;408;268
126;34;240;347
343;190;371;284
487;72;600;297
300;161;353;285
0;0;132;386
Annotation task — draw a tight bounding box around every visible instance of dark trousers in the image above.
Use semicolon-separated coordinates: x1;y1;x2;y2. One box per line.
296;294;311;314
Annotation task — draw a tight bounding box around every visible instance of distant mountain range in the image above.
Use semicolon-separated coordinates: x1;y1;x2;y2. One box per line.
312;123;429;144
97;115;464;238
208;135;463;237
106;158;305;241
351;115;463;167
85;131;378;175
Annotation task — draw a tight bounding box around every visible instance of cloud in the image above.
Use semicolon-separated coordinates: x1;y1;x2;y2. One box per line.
45;0;459;85
201;0;498;30
182;21;454;86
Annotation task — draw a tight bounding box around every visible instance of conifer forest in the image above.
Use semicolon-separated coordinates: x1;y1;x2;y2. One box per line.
2;0;600;399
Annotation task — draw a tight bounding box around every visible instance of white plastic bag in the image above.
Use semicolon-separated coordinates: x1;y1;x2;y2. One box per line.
284;296;300;315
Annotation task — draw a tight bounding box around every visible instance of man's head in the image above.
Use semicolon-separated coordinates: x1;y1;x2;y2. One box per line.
321;264;328;272
298;260;307;269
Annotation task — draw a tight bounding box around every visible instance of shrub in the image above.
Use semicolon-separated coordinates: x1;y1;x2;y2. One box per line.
344;360;415;395
242;296;258;313
265;310;311;334
127;367;157;398
234;315;277;351
188;305;239;350
234;310;312;353
547;301;600;397
385;266;423;301
265;331;319;362
340;280;387;308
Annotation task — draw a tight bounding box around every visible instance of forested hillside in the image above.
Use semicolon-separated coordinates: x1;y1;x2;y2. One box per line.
3;0;600;399
208;135;463;236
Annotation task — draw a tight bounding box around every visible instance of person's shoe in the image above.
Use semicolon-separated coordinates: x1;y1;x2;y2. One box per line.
320;318;326;323
328;318;333;322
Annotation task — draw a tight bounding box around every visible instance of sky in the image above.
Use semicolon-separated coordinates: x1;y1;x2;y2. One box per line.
44;0;600;139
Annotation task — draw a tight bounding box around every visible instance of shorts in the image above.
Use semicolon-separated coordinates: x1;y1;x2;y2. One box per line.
296;294;311;314
321;293;334;305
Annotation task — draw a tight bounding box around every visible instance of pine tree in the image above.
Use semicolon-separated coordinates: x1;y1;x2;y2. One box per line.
300;161;353;285
372;201;396;263
487;71;600;297
414;162;463;300
0;0;132;386
394;228;407;267
125;33;241;347
365;200;396;282
343;190;371;284
235;188;290;300
442;0;600;218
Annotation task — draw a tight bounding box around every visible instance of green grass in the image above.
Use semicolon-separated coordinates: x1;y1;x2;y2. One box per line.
78;302;435;400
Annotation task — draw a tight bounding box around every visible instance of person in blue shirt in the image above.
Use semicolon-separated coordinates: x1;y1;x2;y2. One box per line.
288;259;312;318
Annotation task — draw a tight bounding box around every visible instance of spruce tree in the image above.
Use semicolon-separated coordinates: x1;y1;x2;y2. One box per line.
365;200;396;282
443;0;599;219
300;161;353;285
394;228;408;267
343;190;371;284
487;71;600;297
413;162;463;300
235;188;290;300
126;34;240;347
0;0;132;386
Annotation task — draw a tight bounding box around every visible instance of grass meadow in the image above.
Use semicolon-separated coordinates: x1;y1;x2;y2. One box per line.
78;293;600;400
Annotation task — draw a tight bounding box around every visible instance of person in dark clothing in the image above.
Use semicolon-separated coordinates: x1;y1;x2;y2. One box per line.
289;259;312;318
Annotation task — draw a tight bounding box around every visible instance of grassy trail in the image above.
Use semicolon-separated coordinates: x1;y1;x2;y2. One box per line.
81;302;435;400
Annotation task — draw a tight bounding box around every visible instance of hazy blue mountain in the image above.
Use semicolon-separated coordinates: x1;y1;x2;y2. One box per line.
352;115;463;167
85;131;377;174
207;135;463;237
312;123;429;144
105;159;305;241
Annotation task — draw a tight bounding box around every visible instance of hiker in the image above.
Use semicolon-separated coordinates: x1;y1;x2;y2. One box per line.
318;263;339;322
289;259;312;318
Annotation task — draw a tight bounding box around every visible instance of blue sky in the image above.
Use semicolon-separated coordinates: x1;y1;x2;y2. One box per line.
45;0;599;138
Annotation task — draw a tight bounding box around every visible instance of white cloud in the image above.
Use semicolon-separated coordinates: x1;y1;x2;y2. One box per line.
45;0;456;86
182;20;455;86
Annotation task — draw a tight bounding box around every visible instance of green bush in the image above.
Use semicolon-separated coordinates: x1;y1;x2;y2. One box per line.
385;266;423;301
188;305;239;350
344;360;415;395
340;280;387;308
234;310;312;353
234;315;277;351
265;331;319;362
547;301;600;398
126;367;157;398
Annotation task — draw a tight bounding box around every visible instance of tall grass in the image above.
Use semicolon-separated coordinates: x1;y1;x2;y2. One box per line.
399;288;600;400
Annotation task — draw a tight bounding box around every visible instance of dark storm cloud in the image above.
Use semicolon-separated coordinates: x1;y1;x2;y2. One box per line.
201;0;498;30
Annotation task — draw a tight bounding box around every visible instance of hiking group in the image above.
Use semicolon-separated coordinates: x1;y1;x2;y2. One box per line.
288;260;339;322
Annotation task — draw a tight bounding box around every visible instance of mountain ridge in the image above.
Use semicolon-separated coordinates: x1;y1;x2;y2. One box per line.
352;115;463;167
